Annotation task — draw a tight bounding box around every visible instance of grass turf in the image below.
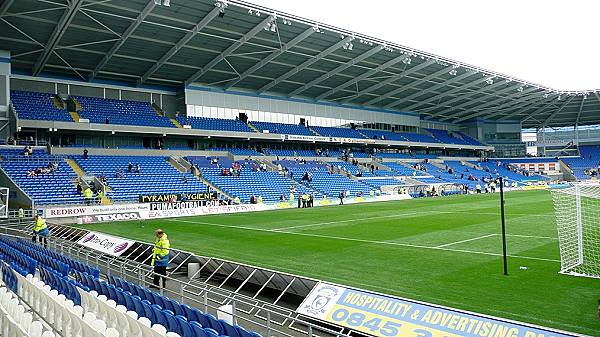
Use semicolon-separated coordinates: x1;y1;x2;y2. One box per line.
80;190;600;336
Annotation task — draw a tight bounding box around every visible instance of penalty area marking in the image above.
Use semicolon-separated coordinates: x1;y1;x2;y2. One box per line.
167;218;560;263
435;233;496;248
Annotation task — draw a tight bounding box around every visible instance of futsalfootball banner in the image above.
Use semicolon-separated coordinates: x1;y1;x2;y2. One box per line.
77;231;134;256
297;282;576;337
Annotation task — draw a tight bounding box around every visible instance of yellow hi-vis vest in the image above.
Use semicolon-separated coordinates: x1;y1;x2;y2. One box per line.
34;217;47;232
151;234;170;267
83;188;93;199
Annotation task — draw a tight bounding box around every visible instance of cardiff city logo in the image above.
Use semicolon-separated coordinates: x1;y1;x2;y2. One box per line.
304;286;339;316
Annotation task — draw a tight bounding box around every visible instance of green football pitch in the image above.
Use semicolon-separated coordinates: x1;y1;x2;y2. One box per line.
81;190;600;336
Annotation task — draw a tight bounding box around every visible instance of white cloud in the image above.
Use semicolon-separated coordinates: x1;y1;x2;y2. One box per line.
249;0;600;90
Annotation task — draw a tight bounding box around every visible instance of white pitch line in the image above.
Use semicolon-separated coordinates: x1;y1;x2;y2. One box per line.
271;211;424;231
435;233;496;248
167;218;560;263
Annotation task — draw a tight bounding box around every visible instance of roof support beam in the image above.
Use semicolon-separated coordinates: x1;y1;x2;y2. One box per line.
496;94;561;121
403;74;485;112
440;86;540;121
223;27;314;90
575;96;586;127
137;5;222;86
0;0;15;16
339;59;435;105
288;45;383;97
32;0;83;76
433;82;523;120
185;15;276;87
257;36;354;94
364;64;455;106
384;71;474;109
88;0;156;81
536;96;575;127
452;92;548;123
314;55;408;101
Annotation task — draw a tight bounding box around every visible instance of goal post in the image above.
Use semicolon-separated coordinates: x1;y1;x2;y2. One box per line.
551;185;600;278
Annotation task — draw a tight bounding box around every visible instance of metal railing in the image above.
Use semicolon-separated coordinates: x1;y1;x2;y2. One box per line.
1;222;353;337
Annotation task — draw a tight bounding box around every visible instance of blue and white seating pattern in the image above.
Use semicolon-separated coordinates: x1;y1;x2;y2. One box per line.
425;129;471;146
0;283;58;337
560;145;600;180
10;91;72;122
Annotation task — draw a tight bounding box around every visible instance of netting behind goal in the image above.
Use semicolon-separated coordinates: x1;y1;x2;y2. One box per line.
551;185;600;278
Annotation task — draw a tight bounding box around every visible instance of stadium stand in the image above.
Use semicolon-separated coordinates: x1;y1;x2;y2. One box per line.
73;96;174;128
177;116;253;132
0;149;82;205
309;126;367;139
560;145;600;180
425;129;471;145
75;156;210;202
10;91;72;122
251;121;313;136
359;129;408;141
0;234;266;337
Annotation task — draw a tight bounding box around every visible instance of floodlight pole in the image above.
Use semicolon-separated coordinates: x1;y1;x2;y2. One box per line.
499;176;508;276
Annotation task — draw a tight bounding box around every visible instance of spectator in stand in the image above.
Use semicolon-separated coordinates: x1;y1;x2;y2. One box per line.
128;162;133;173
279;194;286;202
76;182;83;195
250;195;256;204
135;163;141;173
83;148;89;159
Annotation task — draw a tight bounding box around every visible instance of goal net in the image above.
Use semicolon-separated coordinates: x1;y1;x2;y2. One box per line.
551;185;600;278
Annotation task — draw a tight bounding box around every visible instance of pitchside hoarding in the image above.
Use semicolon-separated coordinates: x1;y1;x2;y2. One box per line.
44;203;151;218
77;231;134;256
298;283;576;337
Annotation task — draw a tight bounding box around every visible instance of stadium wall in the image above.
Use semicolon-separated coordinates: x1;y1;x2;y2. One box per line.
185;86;420;127
0;50;10;141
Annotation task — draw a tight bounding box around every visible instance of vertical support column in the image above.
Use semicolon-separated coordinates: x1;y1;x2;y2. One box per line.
0;50;11;141
575;185;584;267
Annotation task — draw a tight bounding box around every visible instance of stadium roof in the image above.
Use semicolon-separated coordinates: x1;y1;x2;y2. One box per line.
2;0;600;128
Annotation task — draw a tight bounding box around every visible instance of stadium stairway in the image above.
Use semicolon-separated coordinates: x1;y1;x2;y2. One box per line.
69;111;81;122
307;127;321;136
246;122;261;133
170;118;183;128
66;159;112;205
178;157;234;200
51;96;64;109
66;159;86;177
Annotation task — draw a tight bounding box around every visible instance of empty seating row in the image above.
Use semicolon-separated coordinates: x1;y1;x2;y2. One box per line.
177;116;253;133
310;126;367;139
18;272;120;337
10;91;72;122
0;284;57;337
251;121;314;136
74;95;173;128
